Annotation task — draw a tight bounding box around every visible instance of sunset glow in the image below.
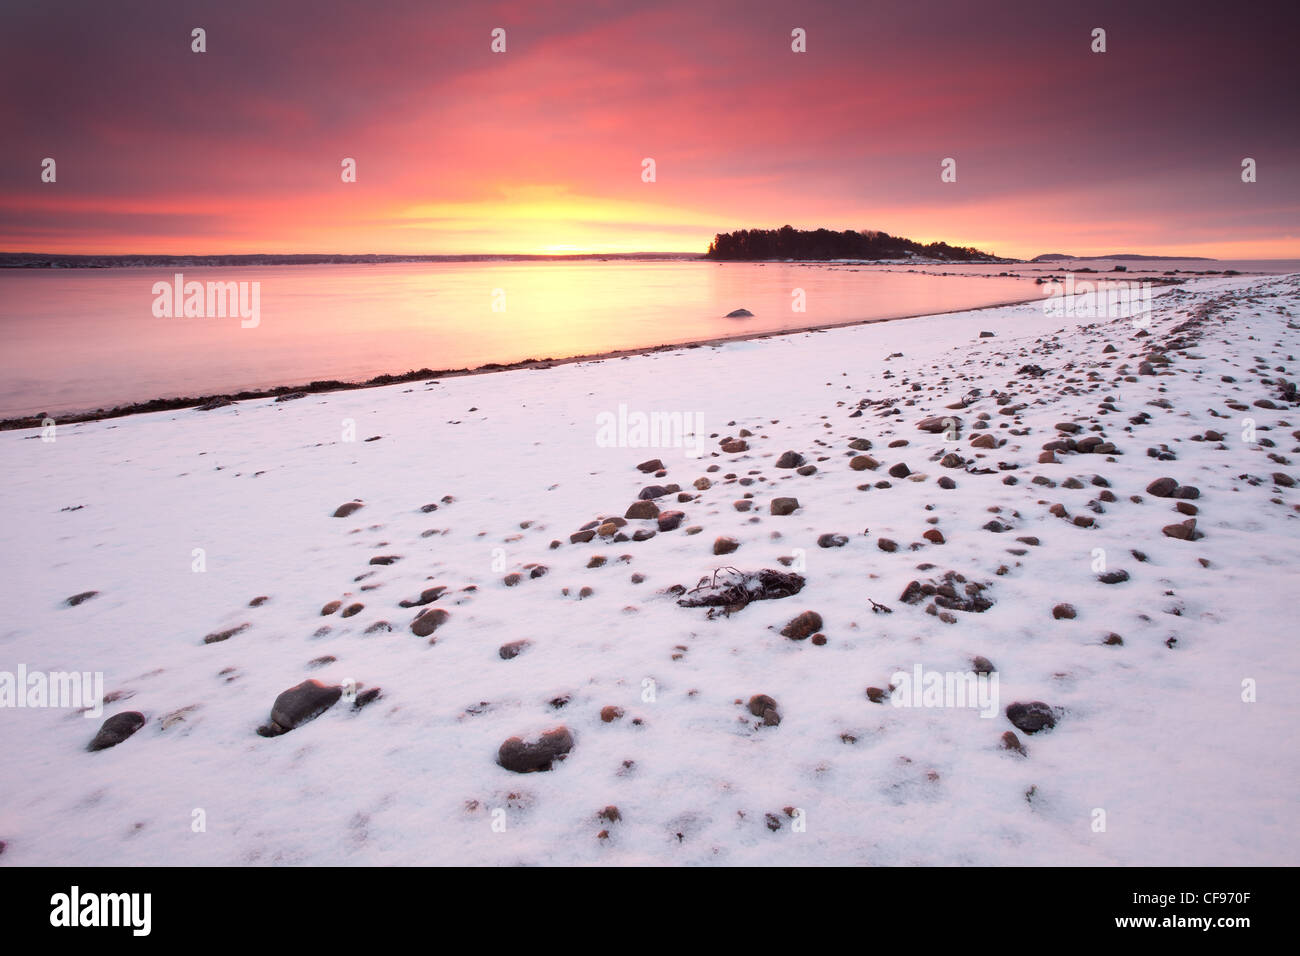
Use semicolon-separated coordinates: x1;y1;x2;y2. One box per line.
2;0;1296;258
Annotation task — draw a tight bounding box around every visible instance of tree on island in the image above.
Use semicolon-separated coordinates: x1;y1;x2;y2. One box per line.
704;226;996;261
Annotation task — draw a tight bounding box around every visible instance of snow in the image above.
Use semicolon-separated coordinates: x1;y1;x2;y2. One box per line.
1;272;1297;865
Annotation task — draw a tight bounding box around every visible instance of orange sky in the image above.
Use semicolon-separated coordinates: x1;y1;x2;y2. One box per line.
2;0;1297;259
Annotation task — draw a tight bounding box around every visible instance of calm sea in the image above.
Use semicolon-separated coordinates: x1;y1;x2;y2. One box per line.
0;258;1293;418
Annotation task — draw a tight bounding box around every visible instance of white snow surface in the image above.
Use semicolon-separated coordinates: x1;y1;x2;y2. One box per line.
2;273;1298;866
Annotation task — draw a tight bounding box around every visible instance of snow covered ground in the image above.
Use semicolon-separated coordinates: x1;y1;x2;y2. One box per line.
2;272;1298;866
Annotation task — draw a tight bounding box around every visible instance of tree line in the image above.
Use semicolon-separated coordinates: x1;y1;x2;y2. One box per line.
704;225;997;261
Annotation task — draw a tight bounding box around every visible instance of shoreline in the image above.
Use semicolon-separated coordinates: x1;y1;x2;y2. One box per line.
0;290;1061;430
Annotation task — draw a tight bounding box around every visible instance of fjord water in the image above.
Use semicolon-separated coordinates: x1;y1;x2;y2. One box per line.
0;257;1263;419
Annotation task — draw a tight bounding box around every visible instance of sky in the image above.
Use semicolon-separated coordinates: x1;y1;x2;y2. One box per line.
1;0;1297;259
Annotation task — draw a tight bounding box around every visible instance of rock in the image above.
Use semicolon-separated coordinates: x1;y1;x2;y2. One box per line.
937;476;957;489
713;536;740;555
780;610;823;640
917;416;958;433
203;623;250;644
261;680;342;736
321;600;342;616
971;433;997;449
625;500;660;520
1173;485;1200;500
1038;451;1058;464
1001;730;1026;754
398;586;446;608
65;591;99;607
939;452;964;468
775;451;804;469
770;497;800;516
657;510;685;532
848;438;872;451
570;530;596;544
721;439;748;453
497;727;575;773
1104;632;1124;645
332;501;364;518
498;640;530;660
636;458;664;473
411;607;450;637
693;477;712;490
923;529;945;545
1274;472;1296;487
972;656;995;675
888;462;911;478
341;602;363;618
87;711;146;751
979;330;995;338
877;537;899;551
1098;569;1130;584
1162;518;1199;540
725;308;754;318
1052;603;1076;620
1146;477;1179;498
1006;701;1057;735
600;705;624;723
849;454;879;471
747;694;781;726
818;533;848;548
865;687;889;704
638;485;670;500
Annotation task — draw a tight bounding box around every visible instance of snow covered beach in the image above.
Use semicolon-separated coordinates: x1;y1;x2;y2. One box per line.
2;272;1298;866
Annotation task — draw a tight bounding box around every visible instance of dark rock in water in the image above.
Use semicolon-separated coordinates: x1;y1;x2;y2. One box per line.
725;308;754;318
65;591;99;607
972;656;995;675
198;397;232;410
770;497;800;516
780;610;823;640
1052;603;1077;620
865;686;889;704
979;331;995;338
410;607;450;637
1173;485;1200;500
497;727;574;772
638;485;670;500
87;711;146;751
678;568;805;610
1006;701;1057;735
775;451;804;469
1273;472;1296;488
721;439;748;453
499;640;530;660
332;501;364;518
1098;569;1130;584
1146;477;1179;498
637;458;665;473
747;694;781;726
937;476;957;489
274;391;307;402
259;680;342;736
818;533;848;548
849;454;880;472
888;462;911;478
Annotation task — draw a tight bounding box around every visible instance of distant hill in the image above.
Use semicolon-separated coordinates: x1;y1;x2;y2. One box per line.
705;226;1003;262
0;252;701;269
1031;253;1216;262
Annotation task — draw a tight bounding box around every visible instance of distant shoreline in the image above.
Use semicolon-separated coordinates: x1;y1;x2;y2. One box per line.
0;290;1063;430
